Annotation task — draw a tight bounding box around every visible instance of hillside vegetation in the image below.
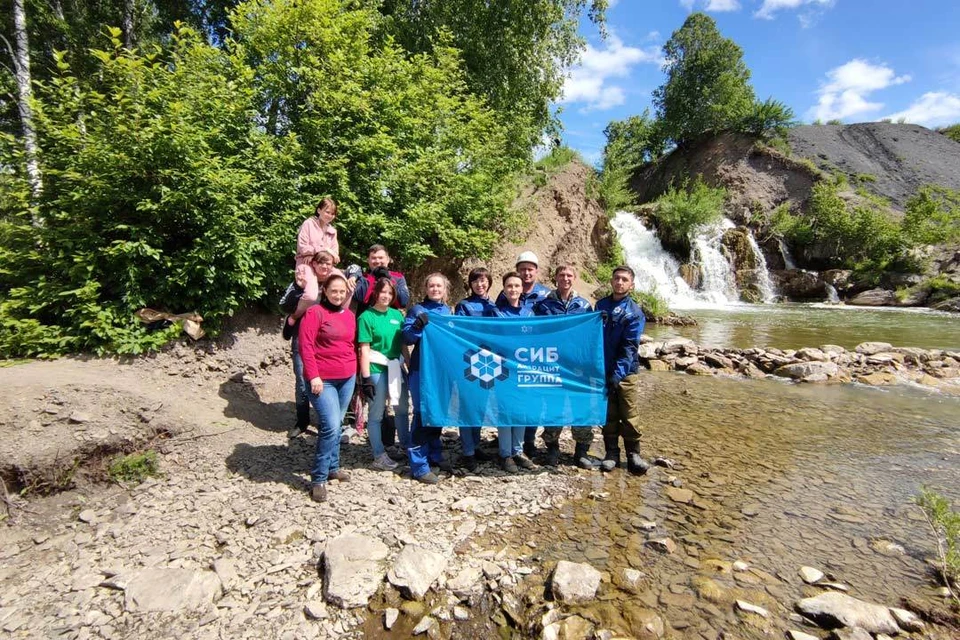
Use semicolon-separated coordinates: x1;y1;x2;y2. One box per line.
0;0;608;357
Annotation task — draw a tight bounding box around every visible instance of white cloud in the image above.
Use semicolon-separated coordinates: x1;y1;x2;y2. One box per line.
561;34;662;112
679;0;741;11
807;59;911;122
884;92;960;127
755;0;833;21
705;0;741;10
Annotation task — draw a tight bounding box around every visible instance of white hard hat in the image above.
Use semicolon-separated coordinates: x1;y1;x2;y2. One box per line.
516;251;539;267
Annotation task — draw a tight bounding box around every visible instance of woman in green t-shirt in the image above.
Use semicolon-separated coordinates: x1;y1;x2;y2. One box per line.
358;278;409;470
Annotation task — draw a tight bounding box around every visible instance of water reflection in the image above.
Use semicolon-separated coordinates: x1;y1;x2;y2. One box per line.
477;374;959;638
647;304;960;351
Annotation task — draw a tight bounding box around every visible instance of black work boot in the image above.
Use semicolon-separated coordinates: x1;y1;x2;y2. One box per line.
601;436;620;472
523;441;536;459
627;453;650;475
574;443;599;470
462;454;478;472
288;405;310;439
545;443;560;467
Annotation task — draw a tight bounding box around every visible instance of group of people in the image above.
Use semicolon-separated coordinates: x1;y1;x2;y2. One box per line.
280;199;649;504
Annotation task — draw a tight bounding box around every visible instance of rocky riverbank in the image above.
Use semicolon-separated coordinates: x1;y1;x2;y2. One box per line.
639;336;960;392
1;318;957;639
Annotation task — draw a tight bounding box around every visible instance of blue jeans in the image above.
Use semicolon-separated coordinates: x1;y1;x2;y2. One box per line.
459;427;482;456
291;335;309;420
497;426;524;459
407;370;443;478
308;376;355;485
367;370;410;457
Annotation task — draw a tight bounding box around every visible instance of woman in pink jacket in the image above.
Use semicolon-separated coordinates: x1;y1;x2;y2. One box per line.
294;198;340;317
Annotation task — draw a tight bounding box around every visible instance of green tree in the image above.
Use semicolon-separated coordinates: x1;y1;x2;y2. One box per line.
602;110;666;169
378;0;608;160
652;176;726;253
653;12;755;145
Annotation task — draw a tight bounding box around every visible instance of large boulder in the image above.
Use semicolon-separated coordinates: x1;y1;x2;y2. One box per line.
774;361;840;381
932;296;960;312
773;269;828;301
848;288;895;306
123;569;221;612
387;545;448;600
551;561;601;604
796;592;899;635
323;533;390;608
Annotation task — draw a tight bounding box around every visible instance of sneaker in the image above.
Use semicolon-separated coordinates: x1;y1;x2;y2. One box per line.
287;422;308;439
328;470;351;482
462;455;478;472
372;453;399;471
627;453;650;476
501;456;519;474
523;442;536;458
515;454;536;470
600;458;618;472
577;455;600;470
416;472;440;485
309;484;327;503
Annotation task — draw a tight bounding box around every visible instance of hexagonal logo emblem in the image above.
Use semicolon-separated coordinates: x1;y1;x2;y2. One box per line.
463;345;509;389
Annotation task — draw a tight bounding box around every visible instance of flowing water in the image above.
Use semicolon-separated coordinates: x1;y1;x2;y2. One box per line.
435;374;959;639
645;304;960;352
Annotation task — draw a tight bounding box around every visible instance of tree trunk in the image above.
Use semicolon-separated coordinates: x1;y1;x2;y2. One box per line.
123;0;135;48
12;0;43;206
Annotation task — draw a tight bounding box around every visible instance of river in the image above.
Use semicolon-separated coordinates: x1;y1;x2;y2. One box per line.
646;303;960;351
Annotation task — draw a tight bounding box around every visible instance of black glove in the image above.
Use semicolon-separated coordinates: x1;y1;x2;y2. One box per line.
361;376;376;401
413;312;429;330
372;266;391;280
599;311;609;324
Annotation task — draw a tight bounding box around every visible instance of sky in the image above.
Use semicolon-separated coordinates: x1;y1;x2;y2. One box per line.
558;0;960;165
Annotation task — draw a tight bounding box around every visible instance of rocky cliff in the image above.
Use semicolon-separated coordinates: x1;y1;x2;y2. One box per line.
628;124;960;310
409;160;613;301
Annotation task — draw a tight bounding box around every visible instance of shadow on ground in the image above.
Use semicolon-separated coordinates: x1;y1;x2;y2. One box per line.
218;379;297;433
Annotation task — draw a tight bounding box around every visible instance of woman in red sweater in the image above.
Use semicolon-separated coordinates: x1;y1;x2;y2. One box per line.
298;273;356;503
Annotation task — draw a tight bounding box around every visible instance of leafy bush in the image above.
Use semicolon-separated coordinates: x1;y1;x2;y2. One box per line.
652;176;726;252
916;487;959;604
940;123;960;144
108;450;160;484
633;290;670;318
923;276;960;304
741;98;796;139
902;186;960;245
1;2;519;357
826;119;842;125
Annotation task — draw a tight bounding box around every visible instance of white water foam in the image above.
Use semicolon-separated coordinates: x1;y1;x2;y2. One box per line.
745;229;778;303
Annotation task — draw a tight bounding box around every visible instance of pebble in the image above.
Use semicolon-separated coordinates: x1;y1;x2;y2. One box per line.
383;607;399;630
799;566;824;584
735;600;769;617
411;616;437;636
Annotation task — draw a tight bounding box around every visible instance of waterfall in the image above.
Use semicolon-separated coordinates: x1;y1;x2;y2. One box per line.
611;212;735;309
690;218;738;304
825;283;840;304
610;212;699;306
745;230;778;302
778;237;797;270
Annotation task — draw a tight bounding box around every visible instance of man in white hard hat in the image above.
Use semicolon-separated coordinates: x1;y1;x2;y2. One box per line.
496;250;550;458
495;251;550;314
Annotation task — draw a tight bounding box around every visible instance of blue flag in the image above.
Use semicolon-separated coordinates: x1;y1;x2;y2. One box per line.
419;313;607;427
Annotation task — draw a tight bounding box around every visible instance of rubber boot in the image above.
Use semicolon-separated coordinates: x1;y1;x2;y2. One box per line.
545;443;560;467
574;443;599;470
601;436;620;472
